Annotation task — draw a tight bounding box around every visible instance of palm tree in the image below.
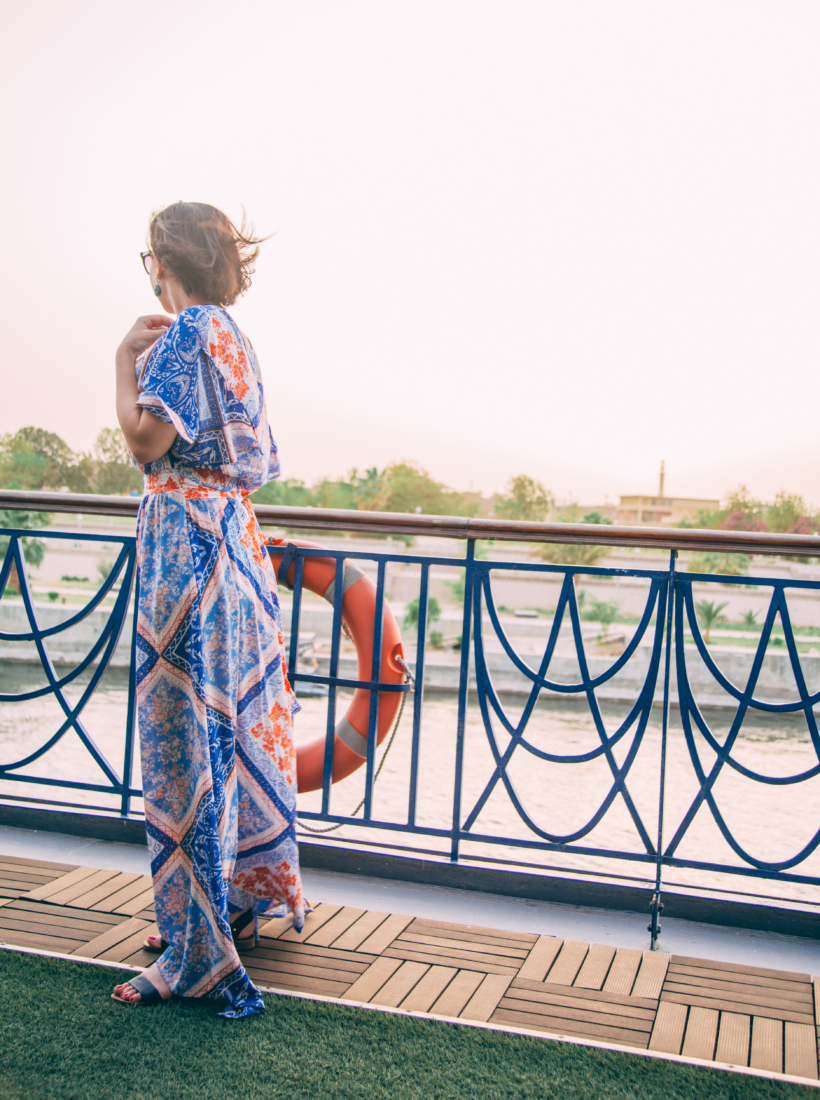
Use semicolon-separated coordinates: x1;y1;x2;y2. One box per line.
695;599;728;644
740;609;759;630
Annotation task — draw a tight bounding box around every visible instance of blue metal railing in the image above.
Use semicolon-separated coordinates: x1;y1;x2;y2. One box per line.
2;491;820;942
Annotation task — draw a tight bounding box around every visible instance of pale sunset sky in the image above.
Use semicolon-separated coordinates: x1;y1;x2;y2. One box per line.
2;2;819;506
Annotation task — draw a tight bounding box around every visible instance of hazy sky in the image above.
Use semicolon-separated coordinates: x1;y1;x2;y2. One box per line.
2;2;819;505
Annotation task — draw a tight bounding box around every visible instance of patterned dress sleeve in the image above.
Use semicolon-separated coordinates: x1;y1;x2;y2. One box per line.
136;313;204;444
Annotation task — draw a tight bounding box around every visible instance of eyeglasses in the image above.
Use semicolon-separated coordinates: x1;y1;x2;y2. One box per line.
140;250;154;275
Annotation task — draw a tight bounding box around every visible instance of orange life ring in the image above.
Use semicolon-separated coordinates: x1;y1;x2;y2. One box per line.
267;538;406;793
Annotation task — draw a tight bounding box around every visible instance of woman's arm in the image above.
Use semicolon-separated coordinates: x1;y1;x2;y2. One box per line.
115;315;178;465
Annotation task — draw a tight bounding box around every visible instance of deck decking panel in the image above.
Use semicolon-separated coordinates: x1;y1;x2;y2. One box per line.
429;970;484;1017
492;1005;650;1048
660;989;814;1025
750;1016;783;1074
602;948;643;996
715;1011;751;1066
680;1006;719;1061
382;944;519;975
400;965;458;1012
784;1022;819;1080
2;852;818;1085
545;940;588;986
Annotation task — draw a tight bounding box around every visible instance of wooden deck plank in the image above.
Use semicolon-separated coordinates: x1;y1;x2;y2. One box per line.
750;1016;783;1074
814;976;820;1022
492;1007;649;1048
0;868;55;885
393;934;525;966
119;947;157;968
461;975;513;1022
518;937;563;982
0;855;77;873
6;899;122;925
400;966;458;1013
603;948;643;996
249;943;372;970
430;971;485;1017
499;992;653;1034
344;956;403;1002
661;990;813;1025
330;911;390;952
648;1001;688;1054
97;926;159;964
784;1022;819;1080
715;1012;751;1067
73;917;151;959
305;907;367;947
238;954;370;984
0;907;115;936
277;904;344;942
112;887;156;916
505;985;656;1022
672;956;809;984
86;875;151;912
669;963;812;995
512;976;658;1010
18;865;100;902
407;920;537;950
681;1006;718;1061
663;979;812;1013
574;943;616;991
398;931;529;961
45;868;122;907
371;961;430;1008
355;914;414;955
632;952;670;1000
404;917;536;945
247;968;352;997
382;945;518;976
0;912;96;942
546;940;588;986
66;872;141;910
0;928;83;953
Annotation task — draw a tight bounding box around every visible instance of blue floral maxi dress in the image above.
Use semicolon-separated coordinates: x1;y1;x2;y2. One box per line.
131;305;304;1018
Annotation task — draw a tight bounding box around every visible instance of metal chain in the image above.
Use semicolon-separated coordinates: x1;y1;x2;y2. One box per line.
297;655;415;834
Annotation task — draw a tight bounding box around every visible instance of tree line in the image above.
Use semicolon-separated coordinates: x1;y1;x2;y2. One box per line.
0;426;561;522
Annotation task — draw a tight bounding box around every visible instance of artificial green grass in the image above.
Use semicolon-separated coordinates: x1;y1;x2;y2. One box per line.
0;951;815;1100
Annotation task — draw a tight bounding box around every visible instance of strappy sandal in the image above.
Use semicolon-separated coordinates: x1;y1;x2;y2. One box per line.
230;908;259;950
111;972;168;1006
142;909;259;953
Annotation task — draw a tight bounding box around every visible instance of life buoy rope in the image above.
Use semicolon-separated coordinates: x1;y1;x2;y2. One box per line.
266;538;409;795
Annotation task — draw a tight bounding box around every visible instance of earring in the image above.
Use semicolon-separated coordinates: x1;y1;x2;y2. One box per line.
153;282;162;297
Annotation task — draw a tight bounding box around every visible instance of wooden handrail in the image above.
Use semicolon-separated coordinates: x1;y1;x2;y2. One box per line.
1;487;820;557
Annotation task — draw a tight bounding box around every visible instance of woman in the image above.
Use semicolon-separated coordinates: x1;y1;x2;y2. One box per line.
111;202;304;1017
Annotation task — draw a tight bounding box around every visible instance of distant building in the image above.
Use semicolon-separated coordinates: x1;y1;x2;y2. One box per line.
615;462;719;527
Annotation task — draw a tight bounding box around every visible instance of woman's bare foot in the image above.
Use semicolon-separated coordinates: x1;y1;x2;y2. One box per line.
112;963;172;1004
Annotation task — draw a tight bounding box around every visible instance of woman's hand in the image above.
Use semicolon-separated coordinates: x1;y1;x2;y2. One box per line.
115;314;178;465
118;314;173;358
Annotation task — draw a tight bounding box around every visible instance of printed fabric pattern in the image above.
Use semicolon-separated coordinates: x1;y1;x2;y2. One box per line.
132;305;304;1019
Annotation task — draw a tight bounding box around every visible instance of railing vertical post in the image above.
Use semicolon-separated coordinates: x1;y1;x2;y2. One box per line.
321;554;344;817
450;539;475;862
363;560;386;820
407;562;429;827
119;553;139;819
650;548;677;948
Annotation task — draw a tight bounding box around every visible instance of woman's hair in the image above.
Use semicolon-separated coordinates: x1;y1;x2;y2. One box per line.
148;202;267;306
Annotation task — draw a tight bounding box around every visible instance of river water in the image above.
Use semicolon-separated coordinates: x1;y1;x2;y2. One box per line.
1;662;819;908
